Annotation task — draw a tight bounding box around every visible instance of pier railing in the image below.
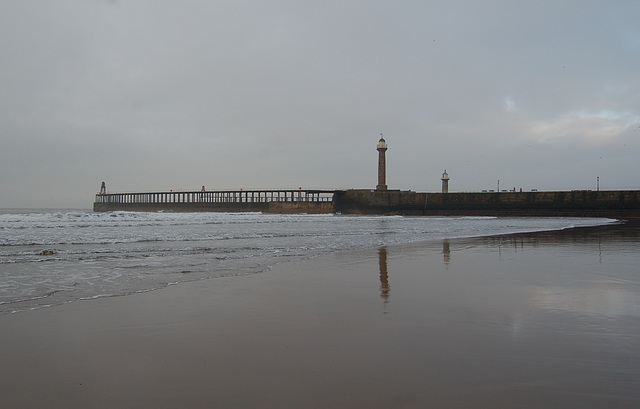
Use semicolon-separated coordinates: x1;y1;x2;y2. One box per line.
95;189;335;205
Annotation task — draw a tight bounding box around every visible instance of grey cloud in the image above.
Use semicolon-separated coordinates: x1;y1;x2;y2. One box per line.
1;1;638;208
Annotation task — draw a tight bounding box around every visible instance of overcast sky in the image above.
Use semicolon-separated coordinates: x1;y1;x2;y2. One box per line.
1;1;639;209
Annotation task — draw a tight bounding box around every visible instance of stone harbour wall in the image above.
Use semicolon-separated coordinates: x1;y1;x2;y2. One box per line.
334;189;640;218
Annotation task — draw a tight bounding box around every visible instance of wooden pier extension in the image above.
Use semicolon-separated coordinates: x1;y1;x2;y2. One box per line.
93;189;336;213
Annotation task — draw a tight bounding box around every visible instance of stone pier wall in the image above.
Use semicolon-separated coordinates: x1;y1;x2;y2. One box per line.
333;189;640;218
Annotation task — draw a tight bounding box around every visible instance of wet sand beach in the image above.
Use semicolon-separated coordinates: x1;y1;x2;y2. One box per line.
1;221;639;408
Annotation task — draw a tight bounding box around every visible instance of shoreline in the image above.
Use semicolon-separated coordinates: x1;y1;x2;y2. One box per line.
1;221;639;408
1;215;618;317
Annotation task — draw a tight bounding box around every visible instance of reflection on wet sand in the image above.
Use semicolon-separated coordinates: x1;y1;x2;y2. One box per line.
531;285;640;317
476;219;640;319
442;239;450;265
482;219;639;251
378;247;389;303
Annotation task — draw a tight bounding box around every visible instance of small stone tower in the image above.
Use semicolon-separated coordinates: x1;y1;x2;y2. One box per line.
441;170;450;193
376;134;388;191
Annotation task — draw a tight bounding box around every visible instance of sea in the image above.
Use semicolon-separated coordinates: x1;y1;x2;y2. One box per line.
0;209;615;315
